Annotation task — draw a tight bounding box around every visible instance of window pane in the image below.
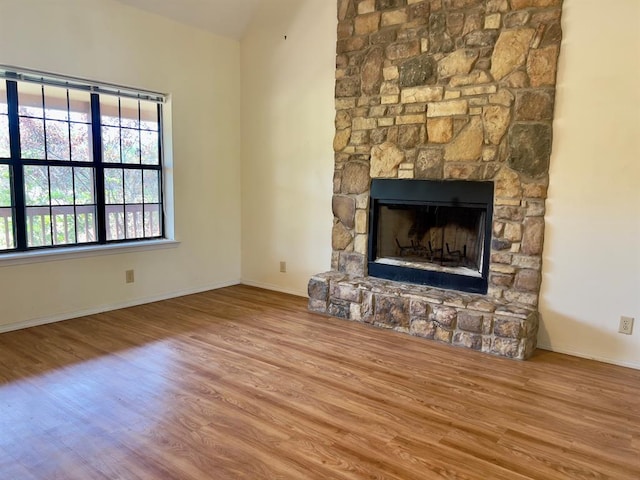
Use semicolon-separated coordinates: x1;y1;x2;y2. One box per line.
44;86;69;121
102;126;120;163
69;89;91;123
54;215;75;244
45;119;71;160
26;206;52;247
51;205;76;245
74;168;95;205
0;82;7;115
0;115;9;158
0;165;13;249
143;170;159;203
24;165;50;206
144;204;161;237
120;98;139;129
121;128;140;164
49;166;74;205
124;169;142;204
140;101;158;131
100;95;119;126
124;170;142;203
125;204;144;238
0;207;14;250
0;165;11;207
106;205;124;240
104;168;124;204
75;205;96;243
0;83;8;157
141;130;159;165
70;123;91;162
20;117;46;159
18;82;43;118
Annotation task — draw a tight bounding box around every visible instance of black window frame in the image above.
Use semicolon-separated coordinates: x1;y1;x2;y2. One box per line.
0;70;166;254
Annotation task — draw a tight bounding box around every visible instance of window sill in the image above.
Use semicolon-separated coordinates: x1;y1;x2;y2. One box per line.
0;239;180;267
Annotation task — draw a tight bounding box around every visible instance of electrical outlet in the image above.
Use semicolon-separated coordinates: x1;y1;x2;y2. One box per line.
618;316;634;335
279;261;287;273
125;269;135;284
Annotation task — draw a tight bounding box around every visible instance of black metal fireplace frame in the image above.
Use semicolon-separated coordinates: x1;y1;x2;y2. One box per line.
368;179;494;294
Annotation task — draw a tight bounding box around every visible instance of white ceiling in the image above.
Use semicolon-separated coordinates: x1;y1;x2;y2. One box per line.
115;0;263;39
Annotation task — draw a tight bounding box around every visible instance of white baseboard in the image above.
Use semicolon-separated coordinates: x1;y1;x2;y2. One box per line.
0;279;241;334
240;279;306;298
536;343;640;370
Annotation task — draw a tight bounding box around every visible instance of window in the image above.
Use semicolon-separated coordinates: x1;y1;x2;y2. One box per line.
0;68;165;254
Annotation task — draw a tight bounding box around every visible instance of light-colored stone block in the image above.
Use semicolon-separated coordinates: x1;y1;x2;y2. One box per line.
490;28;535;80
355;210;368;234
354;234;368;255
427;117;454;144
381;82;400;95
461;84;498;96
427;100;468;117
401;86;444;103
444;116;483;161
484;13;501;29
527;45;560;87
381;10;408;27
358;0;375;14
438;49;479;78
354;12;380;35
370;141;405;177
396;114;426;125
383;66;399;81
381;95;399;104
352;117;377;131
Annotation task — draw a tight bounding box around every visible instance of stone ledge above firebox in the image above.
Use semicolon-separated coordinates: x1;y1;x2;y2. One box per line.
308;271;538;360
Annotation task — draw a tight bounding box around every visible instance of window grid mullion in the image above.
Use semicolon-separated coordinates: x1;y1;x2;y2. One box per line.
46;165;53;246
40;85;49;162
6;80;26;250
71;167;77;244
91;94;107;244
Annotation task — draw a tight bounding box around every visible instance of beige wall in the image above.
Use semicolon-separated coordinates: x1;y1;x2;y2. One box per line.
538;0;640;368
0;0;242;330
240;0;335;295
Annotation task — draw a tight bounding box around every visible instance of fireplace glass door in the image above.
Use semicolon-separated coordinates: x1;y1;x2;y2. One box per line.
368;179;493;294
376;204;486;277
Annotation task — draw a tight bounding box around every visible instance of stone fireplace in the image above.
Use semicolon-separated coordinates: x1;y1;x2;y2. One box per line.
309;0;563;360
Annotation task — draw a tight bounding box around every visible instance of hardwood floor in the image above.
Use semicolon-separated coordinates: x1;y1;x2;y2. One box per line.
0;285;638;479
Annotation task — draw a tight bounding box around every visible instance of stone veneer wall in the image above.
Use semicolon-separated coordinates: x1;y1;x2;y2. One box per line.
309;0;563;360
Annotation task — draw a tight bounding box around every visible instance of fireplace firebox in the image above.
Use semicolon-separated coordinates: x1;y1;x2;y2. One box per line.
368;179;493;294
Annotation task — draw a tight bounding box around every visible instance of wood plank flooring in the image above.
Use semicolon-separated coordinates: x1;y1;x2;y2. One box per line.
0;285;638;479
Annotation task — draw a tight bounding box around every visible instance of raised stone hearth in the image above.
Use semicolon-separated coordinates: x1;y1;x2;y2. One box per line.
310;0;563;360
309;272;537;359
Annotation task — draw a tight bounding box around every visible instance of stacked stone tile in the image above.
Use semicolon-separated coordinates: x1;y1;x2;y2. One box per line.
309;0;563;360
